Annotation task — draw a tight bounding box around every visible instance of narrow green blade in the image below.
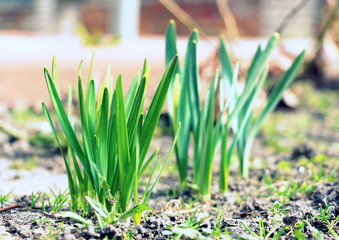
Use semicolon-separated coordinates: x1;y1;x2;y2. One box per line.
250;50;305;138
165;20;180;73
44;68;90;177
115;75;131;211
185;32;200;133
77;76;97;188
229;33;280;121
97;88;109;177
140;55;178;164
218;35;233;87
126;74;140;117
51;56;59;91
198;74;217;201
42;103;76;203
127;76;147;144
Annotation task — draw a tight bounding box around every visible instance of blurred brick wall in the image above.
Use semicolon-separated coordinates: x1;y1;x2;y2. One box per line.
81;2;110;34
0;0;323;37
140;1;262;36
140;0;322;37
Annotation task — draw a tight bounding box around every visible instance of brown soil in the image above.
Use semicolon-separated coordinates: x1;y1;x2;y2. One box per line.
0;108;338;239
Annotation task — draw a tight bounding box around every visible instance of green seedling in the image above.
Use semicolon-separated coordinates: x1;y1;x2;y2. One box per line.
0;191;12;203
43;189;69;212
290;222;307;240
10;158;37;171
242;219;284;240
165;20;196;191
209;207;233;239
166;20;210;199
313;204;339;238
172;211;212;239
122;230;134;240
185;209;213;230
30;216;55;225
166;209;213;239
299;155;338;183
30;192;42;209
43;55;178;224
30;190;68;212
270;202;288;216
165;20;229;201
165;20;305;199
264;175;317;202
40;225;61;240
218;34;305;189
284;219;326;239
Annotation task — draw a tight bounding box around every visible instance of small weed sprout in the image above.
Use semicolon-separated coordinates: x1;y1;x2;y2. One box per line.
44;189;69;212
0;191;12;203
30;192;41;209
313;204;339;239
170;210;212;239
242;219;284;240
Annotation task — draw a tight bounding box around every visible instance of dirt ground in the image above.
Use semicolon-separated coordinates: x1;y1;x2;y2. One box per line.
0;94;338;239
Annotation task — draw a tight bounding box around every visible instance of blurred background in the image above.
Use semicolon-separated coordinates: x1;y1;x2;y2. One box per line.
0;0;324;36
0;0;337;109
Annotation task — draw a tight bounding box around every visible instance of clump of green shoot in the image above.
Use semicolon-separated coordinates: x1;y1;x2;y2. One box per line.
218;34;305;192
165;20;305;200
166;20;221;201
43;55;178;224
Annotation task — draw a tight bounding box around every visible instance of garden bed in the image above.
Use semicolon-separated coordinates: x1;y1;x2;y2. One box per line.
0;82;338;239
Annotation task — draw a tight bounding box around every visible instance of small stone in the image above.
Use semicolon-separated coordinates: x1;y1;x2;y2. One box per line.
291;144;315;160
283;216;299;226
63;233;76;240
161;230;172;236
135;224;146;234
7;226;17;234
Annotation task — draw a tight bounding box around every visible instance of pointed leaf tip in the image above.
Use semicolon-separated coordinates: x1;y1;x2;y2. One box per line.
273;32;280;40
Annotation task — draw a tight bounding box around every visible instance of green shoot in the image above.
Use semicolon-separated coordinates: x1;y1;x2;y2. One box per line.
0;191;12;203
165;20;221;201
44;189;69;212
43;55;178;224
313;204;339;239
30;192;42;209
165;20;305;200
242;220;283;240
219;34;305;191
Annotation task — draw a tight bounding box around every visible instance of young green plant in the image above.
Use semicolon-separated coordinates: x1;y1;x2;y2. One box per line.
166;20;305;198
165;20;190;190
218;35;305;192
43;55;178;224
166;20;222;201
